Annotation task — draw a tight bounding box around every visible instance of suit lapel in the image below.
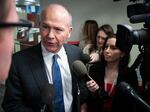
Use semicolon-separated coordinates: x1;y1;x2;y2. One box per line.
64;44;81;112
64;44;74;66
28;43;49;91
64;44;78;95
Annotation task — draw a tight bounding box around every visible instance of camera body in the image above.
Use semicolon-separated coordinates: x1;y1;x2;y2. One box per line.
127;0;150;19
116;0;150;53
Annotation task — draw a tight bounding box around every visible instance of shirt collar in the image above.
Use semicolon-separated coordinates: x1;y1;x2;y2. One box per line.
41;43;66;59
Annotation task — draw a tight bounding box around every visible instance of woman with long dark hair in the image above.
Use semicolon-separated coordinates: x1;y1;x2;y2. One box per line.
86;34;138;112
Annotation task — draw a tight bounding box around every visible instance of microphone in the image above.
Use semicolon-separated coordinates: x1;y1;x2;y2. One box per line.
130;14;150;23
41;83;54;112
118;82;150;112
72;60;109;99
72;60;92;81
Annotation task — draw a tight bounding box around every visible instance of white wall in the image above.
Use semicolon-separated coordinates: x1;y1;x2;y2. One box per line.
40;0;144;65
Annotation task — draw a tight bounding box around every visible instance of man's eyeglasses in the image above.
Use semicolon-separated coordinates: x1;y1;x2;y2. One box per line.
0;19;34;42
0;19;33;28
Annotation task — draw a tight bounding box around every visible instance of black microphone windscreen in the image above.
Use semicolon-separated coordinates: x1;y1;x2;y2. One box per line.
72;60;88;79
118;81;134;96
118;82;150;111
41;83;54;105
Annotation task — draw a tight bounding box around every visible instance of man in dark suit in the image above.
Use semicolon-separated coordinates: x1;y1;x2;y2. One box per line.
2;4;88;112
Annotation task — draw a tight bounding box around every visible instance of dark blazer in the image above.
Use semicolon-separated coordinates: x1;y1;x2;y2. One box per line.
87;62;138;112
2;43;87;112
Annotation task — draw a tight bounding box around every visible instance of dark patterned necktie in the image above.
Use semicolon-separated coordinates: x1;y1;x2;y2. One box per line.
52;55;65;112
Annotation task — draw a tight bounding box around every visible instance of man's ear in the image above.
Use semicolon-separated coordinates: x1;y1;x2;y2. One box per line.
67;27;73;39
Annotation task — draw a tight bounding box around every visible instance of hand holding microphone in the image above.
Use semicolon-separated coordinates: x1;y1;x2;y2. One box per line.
71;60;99;92
72;60;108;99
71;60;93;81
86;80;99;92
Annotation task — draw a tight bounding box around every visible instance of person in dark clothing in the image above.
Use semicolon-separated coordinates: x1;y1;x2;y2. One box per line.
85;34;138;112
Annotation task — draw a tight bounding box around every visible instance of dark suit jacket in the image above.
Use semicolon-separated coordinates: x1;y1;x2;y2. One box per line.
2;43;87;112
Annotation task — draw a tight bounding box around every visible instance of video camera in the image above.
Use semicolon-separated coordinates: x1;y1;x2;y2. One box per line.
128;0;150;24
116;0;150;53
116;0;150;105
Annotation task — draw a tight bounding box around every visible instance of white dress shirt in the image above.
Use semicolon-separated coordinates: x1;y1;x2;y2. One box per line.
41;43;72;112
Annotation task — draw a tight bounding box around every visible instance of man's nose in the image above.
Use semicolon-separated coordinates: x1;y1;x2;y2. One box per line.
48;29;55;38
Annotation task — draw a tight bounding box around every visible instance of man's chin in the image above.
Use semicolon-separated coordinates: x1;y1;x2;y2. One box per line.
46;48;59;53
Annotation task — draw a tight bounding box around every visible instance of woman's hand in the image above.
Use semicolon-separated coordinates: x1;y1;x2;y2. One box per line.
86;80;99;92
89;52;99;63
